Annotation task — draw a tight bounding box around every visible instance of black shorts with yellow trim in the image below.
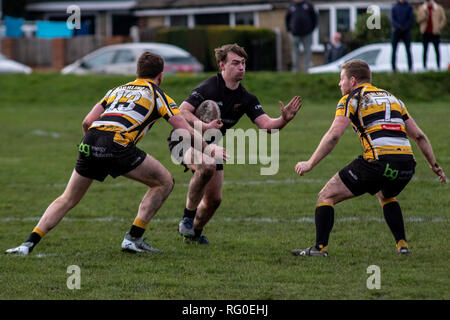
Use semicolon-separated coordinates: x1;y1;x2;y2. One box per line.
167;130;223;173
75;128;146;182
338;155;416;198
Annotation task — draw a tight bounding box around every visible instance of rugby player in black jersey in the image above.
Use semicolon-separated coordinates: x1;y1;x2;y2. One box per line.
292;59;446;257
169;43;302;244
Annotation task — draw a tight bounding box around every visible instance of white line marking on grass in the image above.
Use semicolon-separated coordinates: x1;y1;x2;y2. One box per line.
28;176;442;190
2;216;448;224
33;253;60;258
32;129;61;138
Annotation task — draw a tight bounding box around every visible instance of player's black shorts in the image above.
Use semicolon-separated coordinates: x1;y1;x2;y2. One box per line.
167;130;223;172
338;156;416;198
75;128;146;182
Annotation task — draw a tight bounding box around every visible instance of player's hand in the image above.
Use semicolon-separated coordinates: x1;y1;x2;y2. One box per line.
206;144;229;164
295;161;312;176
205;119;223;131
280;96;302;122
431;163;447;183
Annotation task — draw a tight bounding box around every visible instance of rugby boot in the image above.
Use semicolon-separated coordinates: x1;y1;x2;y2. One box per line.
291;245;328;257
5;242;34;256
183;235;210;245
178;217;195;237
396;239;410;256
121;232;161;253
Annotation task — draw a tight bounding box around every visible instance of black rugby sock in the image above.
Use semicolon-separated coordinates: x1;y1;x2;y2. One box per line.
25;227;46;252
26;232;41;245
129;217;147;238
382;200;406;243
315;203;335;250
183;208;197;219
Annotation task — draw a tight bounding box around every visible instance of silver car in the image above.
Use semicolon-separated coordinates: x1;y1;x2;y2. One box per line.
309;42;450;73
61;42;203;75
0;53;32;74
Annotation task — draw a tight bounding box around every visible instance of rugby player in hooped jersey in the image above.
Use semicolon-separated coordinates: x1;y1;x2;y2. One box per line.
169;43;302;244
293;59;446;257
5;51;226;256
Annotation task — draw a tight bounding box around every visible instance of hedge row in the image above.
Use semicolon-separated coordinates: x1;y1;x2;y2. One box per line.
154;26;276;71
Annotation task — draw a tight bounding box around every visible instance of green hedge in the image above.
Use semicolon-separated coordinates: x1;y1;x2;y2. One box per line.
1;72;448;111
154;26;276;71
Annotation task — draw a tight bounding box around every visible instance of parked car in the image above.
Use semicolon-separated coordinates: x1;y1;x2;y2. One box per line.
0;54;32;74
309;42;450;73
61;42;203;75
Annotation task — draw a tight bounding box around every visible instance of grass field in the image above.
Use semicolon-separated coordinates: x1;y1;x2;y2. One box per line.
0;73;449;301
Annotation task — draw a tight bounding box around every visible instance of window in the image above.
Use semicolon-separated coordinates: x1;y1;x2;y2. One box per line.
112;15;137;36
83;50;116;69
336;8;350;33
346;49;380;66
235;12;254;26
170;15;188;27
318;9;330;44
357;8;368;16
114;50;135;64
195;13;229;25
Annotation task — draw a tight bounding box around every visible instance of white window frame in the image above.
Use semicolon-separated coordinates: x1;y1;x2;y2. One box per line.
137;4;271;28
312;2;393;52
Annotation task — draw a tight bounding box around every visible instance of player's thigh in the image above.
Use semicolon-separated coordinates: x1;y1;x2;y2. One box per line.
318;172;355;205
124;154;172;188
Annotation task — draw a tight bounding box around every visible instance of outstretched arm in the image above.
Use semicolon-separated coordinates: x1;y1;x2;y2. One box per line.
254;96;302;131
295;115;350;176
405;117;446;183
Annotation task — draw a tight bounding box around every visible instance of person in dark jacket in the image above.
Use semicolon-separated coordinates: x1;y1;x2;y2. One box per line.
324;32;347;64
391;0;414;72
285;0;317;72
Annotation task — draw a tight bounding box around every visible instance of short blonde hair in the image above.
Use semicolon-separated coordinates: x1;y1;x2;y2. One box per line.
341;59;371;83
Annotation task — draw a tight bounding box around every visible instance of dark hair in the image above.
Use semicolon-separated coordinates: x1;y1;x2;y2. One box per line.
136;51;164;78
214;43;248;66
341;59;372;84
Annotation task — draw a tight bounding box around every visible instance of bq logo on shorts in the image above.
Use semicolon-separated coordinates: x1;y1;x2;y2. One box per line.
78;143;90;157
383;163;398;180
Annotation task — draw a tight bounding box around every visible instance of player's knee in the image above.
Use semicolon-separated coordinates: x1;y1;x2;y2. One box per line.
317;189;332;204
164;175;175;194
317;189;327;202
199;163;215;179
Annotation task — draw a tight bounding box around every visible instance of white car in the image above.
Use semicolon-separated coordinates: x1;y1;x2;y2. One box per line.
309;42;450;73
61;42;203;75
0;53;32;74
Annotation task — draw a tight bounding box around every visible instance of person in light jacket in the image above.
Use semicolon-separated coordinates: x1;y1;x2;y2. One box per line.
417;0;447;69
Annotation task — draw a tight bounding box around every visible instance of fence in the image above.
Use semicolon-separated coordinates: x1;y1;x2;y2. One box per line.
1;35;131;69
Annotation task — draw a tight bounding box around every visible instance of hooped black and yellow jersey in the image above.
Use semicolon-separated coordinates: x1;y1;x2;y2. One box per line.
90;78;179;146
335;83;414;161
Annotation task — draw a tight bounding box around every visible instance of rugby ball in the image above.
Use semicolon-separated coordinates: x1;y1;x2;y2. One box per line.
194;100;221;123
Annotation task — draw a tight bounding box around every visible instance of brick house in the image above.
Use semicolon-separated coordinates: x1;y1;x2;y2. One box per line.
2;0;449;69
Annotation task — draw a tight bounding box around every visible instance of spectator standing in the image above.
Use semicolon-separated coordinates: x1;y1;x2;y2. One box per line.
391;0;414;72
285;0;317;72
417;0;447;69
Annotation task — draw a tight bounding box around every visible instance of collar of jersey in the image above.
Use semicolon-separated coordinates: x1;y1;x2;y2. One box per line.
135;78;158;86
356;82;372;90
